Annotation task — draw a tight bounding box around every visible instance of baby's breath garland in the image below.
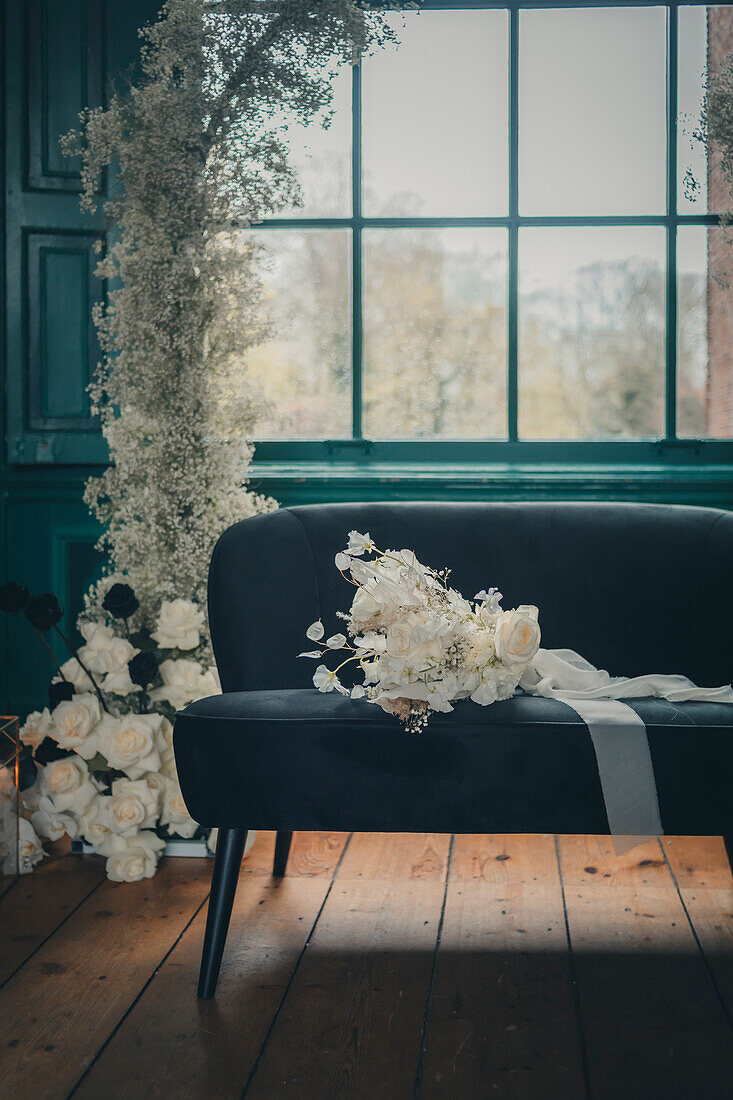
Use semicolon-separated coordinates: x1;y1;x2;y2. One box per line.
0;2;399;881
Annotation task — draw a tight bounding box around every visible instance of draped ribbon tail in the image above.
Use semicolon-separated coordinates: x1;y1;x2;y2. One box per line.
521;648;733;855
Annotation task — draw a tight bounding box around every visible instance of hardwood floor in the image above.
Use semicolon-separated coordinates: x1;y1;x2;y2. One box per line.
0;832;731;1099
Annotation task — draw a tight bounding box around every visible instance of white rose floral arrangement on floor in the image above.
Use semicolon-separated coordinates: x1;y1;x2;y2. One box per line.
0;578;223;881
299;532;542;733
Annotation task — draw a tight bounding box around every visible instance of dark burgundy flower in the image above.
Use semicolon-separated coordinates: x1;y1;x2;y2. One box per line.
0;581;31;614
24;593;63;632
49;680;76;709
102;582;139;620
128;650;158;689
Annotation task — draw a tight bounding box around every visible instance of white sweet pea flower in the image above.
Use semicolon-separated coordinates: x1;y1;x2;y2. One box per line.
470;676;500;707
313;665;348;695
103;778;160;837
40;757;97;815
50;693;102;759
98;714;162;780
160;779;197;838
104;831;165;882
31;795;78;841
474;588;503;615
54;658;93;693
346;531;375;556
19;708;53;751
326;633;347;649
78;622;117;674
306;620;325;642
494;608;541;672
152;599;205;651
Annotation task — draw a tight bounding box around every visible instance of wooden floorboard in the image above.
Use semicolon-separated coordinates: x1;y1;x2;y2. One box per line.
0;832;731;1099
661;835;733;1019
71;831;349;1100
557;834;733;1100
0;850;104;987
0;856;211;1100
420;834;587;1100
244;832;451;1099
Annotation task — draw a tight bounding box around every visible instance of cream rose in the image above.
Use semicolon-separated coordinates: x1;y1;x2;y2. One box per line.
54;657;93;693
50;693;102;758
98;714;161;780
31;795;78;842
40;757;97;815
385;620;427;663
152;599;205;651
160;779;197;838
104;831;165;882
79;794;116;855
20;708;53;751
494;607;541;671
103;778;160;837
149;659;219;709
78;623;118;674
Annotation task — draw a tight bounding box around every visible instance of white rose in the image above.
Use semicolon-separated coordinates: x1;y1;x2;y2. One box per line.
149;659;218;709
50;693;102;758
494;607;541;671
151;599;204;651
104;831;165;882
78;623;118;674
40;757;97;815
160;779;197;838
2;813;46;875
385;620;429;663
103;778;160;837
54;658;92;693
98;714;161;779
20;708;53;751
350;587;381;626
31;795;78;841
79;794;116;855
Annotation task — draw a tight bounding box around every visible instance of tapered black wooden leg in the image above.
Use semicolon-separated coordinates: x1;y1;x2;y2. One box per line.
273;830;293;877
724;835;733;877
198;826;247;998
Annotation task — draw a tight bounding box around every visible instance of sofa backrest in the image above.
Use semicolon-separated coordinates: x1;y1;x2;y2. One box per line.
208;502;733;693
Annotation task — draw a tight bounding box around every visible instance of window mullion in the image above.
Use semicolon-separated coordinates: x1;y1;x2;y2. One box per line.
665;2;678;441
507;5;519;442
352;62;363;440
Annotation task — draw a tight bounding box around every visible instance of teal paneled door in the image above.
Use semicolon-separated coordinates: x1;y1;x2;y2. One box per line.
1;0;159;715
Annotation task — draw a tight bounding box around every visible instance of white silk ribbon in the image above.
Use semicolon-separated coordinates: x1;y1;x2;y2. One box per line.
520;649;733;854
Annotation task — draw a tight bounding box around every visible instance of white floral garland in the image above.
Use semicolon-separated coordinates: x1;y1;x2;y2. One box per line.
3;587;220;882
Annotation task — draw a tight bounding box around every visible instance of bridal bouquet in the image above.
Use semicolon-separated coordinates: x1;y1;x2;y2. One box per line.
299;532;541;733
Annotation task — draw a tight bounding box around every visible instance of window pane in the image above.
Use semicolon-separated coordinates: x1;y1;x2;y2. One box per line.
363;229;507;439
362;11;508;216
678;225;733;437
520;8;666;215
247;230;351;439
679;6;733;213
277;68;351;218
519;228;665;439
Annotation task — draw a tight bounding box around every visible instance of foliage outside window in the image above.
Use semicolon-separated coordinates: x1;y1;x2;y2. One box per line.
248;2;733;462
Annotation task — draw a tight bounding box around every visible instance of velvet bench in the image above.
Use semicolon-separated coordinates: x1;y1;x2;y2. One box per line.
173;502;733;997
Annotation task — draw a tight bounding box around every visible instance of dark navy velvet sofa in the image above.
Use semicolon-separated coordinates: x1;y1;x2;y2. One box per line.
174;502;733;997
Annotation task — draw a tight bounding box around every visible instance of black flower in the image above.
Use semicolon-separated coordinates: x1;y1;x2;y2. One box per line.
128;650;159;689
49;680;75;709
24;593;63;632
0;581;31;614
102;582;139;620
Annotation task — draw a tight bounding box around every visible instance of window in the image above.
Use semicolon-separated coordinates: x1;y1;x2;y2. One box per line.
248;3;733;465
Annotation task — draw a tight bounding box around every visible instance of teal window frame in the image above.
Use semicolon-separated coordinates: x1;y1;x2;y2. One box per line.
253;0;733;471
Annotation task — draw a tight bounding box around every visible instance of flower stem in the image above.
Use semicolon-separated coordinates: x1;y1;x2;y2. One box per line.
52;624;110;714
31;627;68;680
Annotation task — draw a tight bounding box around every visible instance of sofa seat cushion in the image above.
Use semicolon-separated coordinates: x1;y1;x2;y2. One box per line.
173;690;733;836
